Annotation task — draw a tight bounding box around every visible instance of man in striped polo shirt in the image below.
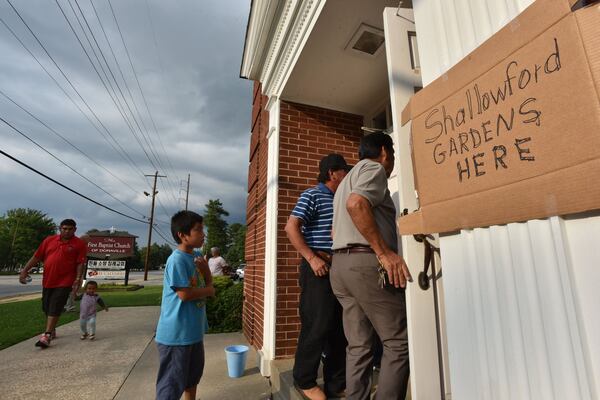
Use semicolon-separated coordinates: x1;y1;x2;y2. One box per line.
285;153;351;400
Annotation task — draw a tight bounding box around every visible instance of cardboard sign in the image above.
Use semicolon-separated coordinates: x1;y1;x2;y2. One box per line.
398;0;600;234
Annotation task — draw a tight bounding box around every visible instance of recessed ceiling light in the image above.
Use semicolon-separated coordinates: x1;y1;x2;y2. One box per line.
346;23;385;57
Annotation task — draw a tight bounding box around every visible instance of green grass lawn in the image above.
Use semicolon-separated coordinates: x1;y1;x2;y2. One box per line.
0;286;163;350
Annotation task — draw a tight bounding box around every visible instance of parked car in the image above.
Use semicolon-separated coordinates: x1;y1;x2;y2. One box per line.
232;263;245;281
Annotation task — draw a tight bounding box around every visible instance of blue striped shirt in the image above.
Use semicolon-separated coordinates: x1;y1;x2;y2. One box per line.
290;183;334;251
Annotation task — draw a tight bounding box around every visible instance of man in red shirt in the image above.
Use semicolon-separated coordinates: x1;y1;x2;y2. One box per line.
19;219;87;348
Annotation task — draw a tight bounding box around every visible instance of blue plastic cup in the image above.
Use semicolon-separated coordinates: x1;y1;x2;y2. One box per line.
224;345;249;378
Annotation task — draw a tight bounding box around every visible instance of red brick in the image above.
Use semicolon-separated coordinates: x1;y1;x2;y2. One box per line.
244;95;362;358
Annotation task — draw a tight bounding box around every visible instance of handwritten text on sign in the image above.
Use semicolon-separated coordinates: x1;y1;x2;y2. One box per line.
422;38;561;183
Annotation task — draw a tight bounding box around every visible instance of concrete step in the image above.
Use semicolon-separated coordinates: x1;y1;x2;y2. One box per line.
270;359;305;400
269;358;412;400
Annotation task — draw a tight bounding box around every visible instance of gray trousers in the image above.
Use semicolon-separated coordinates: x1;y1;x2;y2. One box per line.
330;253;410;400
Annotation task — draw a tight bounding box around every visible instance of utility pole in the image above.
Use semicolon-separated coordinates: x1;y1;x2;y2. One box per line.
185;174;190;211
144;171;166;281
7;218;20;267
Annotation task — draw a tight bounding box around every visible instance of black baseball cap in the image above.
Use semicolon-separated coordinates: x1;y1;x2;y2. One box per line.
319;154;352;176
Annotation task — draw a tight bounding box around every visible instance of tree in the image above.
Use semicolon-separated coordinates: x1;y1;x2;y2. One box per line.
0;208;56;269
130;241;143;269
139;243;173;270
202;199;229;255
225;223;246;268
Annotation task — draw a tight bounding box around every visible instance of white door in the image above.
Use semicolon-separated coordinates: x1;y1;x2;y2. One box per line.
408;1;600;399
384;7;450;400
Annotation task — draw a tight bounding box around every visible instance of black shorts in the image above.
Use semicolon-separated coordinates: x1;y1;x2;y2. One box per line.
156;341;205;399
42;287;71;317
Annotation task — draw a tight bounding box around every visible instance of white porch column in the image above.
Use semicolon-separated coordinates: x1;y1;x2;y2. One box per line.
259;96;281;377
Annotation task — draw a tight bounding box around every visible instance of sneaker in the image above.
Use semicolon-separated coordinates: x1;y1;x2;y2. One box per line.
80;333;88;340
35;333;51;349
88;334;95;341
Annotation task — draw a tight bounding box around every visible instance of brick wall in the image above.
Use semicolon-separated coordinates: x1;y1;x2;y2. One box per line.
275;101;363;358
243;81;268;350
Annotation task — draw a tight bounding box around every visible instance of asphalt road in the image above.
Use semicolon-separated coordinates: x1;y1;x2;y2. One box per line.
0;270;164;299
0;274;43;298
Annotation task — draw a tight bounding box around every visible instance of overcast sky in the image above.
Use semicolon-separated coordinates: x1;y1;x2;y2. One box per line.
0;0;252;246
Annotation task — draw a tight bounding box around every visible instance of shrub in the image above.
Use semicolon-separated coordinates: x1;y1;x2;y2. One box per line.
211;275;233;294
206;277;243;333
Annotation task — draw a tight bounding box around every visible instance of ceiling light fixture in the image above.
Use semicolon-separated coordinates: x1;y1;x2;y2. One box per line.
346;23;385;57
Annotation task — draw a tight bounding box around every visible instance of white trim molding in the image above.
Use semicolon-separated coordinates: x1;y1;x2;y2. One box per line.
260;97;281;377
240;0;326;101
240;0;283;79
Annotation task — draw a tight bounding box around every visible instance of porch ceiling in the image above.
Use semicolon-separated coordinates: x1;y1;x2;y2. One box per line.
281;0;399;116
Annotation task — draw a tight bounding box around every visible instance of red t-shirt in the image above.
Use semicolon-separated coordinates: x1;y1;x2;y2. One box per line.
34;235;87;288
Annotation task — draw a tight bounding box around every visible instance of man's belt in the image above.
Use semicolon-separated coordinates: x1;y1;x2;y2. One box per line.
333;245;374;255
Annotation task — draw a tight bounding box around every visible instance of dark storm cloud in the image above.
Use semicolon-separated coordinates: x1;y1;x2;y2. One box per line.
0;0;252;244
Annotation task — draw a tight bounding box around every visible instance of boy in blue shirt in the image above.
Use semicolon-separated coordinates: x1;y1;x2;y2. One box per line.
155;210;214;400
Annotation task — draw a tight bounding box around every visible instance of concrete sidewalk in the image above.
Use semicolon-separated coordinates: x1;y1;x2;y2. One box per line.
0;306;271;400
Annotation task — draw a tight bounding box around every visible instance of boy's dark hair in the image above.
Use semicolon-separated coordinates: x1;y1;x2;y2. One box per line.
60;219;77;227
358;132;394;160
85;280;98;289
171;211;203;243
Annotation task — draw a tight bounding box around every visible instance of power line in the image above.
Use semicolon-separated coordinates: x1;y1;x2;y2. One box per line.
3;0;149;187
70;0;168;178
156;195;176;223
4;0;180;204
0;115;146;218
144;0;165;77
153;225;176;247
0;15;126;175
141;0;181;193
79;0;168;175
54;0;160;173
85;0;181;205
0;88;144;197
106;0;182;196
0;148;148;224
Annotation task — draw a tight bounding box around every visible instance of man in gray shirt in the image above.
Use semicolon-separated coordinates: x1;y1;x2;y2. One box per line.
331;132;412;399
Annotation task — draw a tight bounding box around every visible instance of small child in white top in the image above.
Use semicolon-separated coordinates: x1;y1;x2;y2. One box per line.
79;280;108;340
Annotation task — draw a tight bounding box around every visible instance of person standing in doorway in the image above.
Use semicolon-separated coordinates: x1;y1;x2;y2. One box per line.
285;153;351;400
19;219;87;348
331;133;412;399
